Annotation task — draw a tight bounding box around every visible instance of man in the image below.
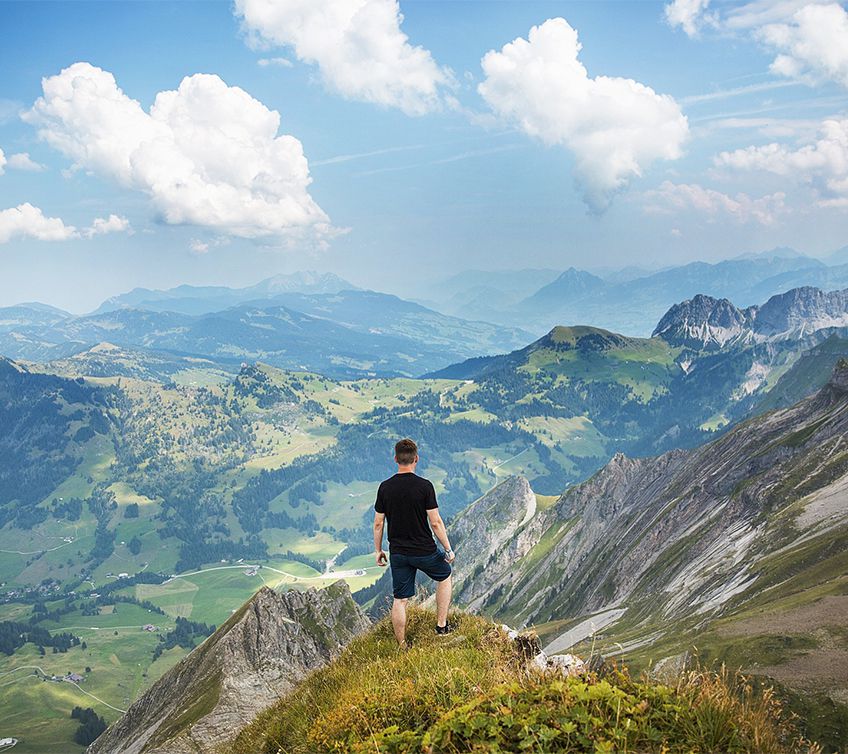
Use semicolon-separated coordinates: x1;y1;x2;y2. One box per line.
373;438;455;647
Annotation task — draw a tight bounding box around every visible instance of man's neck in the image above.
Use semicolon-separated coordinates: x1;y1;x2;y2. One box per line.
396;465;416;474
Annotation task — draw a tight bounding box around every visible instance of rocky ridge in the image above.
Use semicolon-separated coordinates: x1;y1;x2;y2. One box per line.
654;286;848;350
450;360;848;678
87;581;370;754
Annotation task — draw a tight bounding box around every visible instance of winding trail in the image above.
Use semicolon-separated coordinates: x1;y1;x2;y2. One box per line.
63;679;127;713
493;447;530;471
162;562;380;585
0;665;126;712
0;537;87;556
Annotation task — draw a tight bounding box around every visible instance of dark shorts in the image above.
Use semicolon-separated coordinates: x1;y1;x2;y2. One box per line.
390;549;452;599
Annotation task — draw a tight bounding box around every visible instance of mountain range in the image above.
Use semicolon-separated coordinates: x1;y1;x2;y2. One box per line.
0;289;532;379
92;271;358;316
87;361;848;754
425;249;848;337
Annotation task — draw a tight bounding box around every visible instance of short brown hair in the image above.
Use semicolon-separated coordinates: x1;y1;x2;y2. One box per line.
394;438;418;465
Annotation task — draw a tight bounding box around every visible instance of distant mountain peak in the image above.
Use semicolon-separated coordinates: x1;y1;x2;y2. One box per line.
652;295;752;350
654;286;848;350
732;246;807;261
521;268;607;308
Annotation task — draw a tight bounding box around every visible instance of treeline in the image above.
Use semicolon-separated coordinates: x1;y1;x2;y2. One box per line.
0;620;80;655
265;510;319;535
232;414;529;532
175;537;267;573
280;550;323;572
71;706;107;746
152;617;215;661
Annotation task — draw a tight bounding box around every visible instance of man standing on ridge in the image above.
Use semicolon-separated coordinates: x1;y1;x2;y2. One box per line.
373;438;455;647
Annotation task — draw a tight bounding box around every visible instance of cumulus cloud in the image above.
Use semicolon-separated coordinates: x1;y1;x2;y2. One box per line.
0;203;79;243
234;0;454;115
665;1;848;88
642;180;787;224
478;18;689;211
83;214;132;238
24;62;333;241
664;0;715;36
7;152;46;172
0;203;132;245
0;148;5;175
715;117;848;207
758;3;848;87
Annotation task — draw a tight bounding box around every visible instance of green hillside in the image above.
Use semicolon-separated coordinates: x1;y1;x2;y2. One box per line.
232;606;819;754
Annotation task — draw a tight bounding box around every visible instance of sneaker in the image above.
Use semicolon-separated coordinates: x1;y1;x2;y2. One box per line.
435;622;455;636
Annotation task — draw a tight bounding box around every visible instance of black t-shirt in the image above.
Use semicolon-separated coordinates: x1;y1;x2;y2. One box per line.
374;473;438;556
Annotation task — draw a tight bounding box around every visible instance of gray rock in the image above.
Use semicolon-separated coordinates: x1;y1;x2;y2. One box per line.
88;581;370;754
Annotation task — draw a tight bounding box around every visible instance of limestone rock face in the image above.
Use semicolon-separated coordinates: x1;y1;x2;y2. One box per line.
88;582;370;754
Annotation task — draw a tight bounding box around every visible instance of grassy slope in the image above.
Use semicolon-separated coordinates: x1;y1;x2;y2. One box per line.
232;606;819;754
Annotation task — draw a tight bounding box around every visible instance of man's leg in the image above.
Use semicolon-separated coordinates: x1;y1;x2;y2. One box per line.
391;597;408;646
435;575;452;628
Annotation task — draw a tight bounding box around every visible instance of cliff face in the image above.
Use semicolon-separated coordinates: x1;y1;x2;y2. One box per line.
88;582;370;754
451;362;848;645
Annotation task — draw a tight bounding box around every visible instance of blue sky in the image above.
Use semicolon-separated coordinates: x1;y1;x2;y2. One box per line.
0;0;846;312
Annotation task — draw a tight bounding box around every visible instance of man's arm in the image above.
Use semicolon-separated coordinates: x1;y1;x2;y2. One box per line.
373;512;387;566
427;509;455;563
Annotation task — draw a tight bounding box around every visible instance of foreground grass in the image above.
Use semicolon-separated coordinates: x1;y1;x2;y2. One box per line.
231;607;820;754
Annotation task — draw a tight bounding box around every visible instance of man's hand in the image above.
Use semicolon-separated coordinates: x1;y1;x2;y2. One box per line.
444;548;456;564
376;550;388;567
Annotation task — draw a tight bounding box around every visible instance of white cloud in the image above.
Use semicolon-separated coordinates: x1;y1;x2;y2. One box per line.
234;0;454;115
7;152;46;172
478;18;689;211
24;62;333;241
0;148;5;175
189;238;209;254
664;0;714;37
715;117;848;207
0;204;133;244
723;0;833;31
643;180;787;224
257;56;293;68
758;3;848;87
665;1;848;88
0;203;78;243
84;214;131;238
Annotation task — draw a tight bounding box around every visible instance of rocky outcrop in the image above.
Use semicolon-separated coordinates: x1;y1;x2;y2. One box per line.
450;476;544;610
653;286;848;350
88;582;370;754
